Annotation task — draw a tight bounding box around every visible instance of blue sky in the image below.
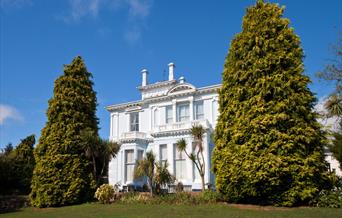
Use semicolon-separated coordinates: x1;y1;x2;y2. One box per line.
0;0;341;148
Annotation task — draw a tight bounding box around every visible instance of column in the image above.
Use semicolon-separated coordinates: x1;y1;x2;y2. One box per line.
189;96;194;121
172;99;177;123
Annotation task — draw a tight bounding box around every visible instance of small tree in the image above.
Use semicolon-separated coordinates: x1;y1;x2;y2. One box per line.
81;129;120;186
154;161;175;191
176;124;206;191
134;151;155;196
134;151;174;196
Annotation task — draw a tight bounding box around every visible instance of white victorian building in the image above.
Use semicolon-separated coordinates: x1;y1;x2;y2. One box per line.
107;63;220;190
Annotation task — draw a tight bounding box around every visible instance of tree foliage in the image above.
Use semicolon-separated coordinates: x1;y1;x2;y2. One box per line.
212;0;329;206
30;56;98;207
0;135;35;195
134;151;174;196
176;124;206;191
80;129;120;186
317;33;342;170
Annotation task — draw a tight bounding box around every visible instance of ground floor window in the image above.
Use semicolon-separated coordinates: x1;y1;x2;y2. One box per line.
125;149;134;183
174;144;186;180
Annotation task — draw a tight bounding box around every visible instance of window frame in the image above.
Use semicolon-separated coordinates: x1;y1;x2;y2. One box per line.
194;101;204;120
130;112;139;132
165;105;173;124
125;149;135;183
176;103;190;122
174;144;186;180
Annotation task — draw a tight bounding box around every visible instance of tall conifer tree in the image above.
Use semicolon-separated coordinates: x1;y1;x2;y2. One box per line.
30;56;98;207
212;1;329;206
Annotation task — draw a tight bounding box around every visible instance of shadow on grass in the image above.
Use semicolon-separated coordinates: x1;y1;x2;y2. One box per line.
0;195;29;214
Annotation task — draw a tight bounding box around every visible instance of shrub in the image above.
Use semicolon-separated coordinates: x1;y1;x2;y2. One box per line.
315;190;342;208
311;176;342;208
95;184;118;204
198;190;222;203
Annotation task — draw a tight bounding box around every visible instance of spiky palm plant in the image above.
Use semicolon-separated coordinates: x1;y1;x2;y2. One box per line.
176;124;206;191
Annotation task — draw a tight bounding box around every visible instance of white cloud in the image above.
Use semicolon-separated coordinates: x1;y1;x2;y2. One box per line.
314;97;340;132
61;0;152;43
126;0;151;19
0;104;23;125
0;0;32;9
61;0;101;23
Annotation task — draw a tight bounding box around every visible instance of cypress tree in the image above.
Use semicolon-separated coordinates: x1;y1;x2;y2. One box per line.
212;1;330;206
30;56;97;207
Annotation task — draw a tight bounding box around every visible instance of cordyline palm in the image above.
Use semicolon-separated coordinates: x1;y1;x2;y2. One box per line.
176;124;206;191
134;151;155;196
325;94;342;118
81;130;120;186
154;160;175;188
134;151;175;196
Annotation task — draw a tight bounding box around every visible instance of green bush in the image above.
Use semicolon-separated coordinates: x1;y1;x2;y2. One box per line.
117;191;223;205
311;176;342;208
95;184;117;204
198;190;223;203
315;190;342;208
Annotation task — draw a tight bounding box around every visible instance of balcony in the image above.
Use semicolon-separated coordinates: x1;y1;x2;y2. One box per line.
120;131;151;143
152;119;211;137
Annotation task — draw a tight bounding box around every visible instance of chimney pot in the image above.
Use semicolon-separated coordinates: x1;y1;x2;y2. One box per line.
168;63;175;81
141;69;148;86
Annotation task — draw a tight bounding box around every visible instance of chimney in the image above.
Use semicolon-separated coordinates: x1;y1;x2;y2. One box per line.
141;69;148;86
168;63;175;81
179;76;185;84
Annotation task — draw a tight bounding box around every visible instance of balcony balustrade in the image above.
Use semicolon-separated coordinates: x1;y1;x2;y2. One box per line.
154;119;210;133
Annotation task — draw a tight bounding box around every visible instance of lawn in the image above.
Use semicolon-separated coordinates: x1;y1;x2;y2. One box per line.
1;203;342;218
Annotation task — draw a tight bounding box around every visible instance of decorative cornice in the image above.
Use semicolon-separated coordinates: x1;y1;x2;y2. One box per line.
119;138;153;143
151;129;192;138
106;84;221;112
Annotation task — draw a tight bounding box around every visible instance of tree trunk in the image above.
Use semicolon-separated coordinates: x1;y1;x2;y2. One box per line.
201;173;205;191
92;155;97;182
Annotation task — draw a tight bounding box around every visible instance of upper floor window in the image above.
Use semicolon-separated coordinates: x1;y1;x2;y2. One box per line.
166;105;173;124
130;112;139;131
194;101;204;120
177;103;189;122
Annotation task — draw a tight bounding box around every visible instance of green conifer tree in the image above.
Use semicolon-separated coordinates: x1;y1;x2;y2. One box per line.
14;134;36;194
30;56;97;207
212;1;330;206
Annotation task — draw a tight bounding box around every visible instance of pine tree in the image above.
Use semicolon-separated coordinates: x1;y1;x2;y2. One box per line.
30;56;98;207
212;1;330;206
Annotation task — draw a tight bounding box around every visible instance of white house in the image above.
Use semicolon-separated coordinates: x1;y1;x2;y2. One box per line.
106;63;342;191
106;63;220;190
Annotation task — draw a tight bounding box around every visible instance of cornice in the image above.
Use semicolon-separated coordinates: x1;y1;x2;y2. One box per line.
106;84;221;112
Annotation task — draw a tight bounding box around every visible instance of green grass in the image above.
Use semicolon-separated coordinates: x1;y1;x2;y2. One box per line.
1;203;342;218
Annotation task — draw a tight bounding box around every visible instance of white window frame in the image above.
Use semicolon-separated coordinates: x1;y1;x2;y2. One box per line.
176;103;190;122
125;149;135;183
174;144;186;180
130;112;139;132
194;101;204;120
160;144;167;165
165;105;173;124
